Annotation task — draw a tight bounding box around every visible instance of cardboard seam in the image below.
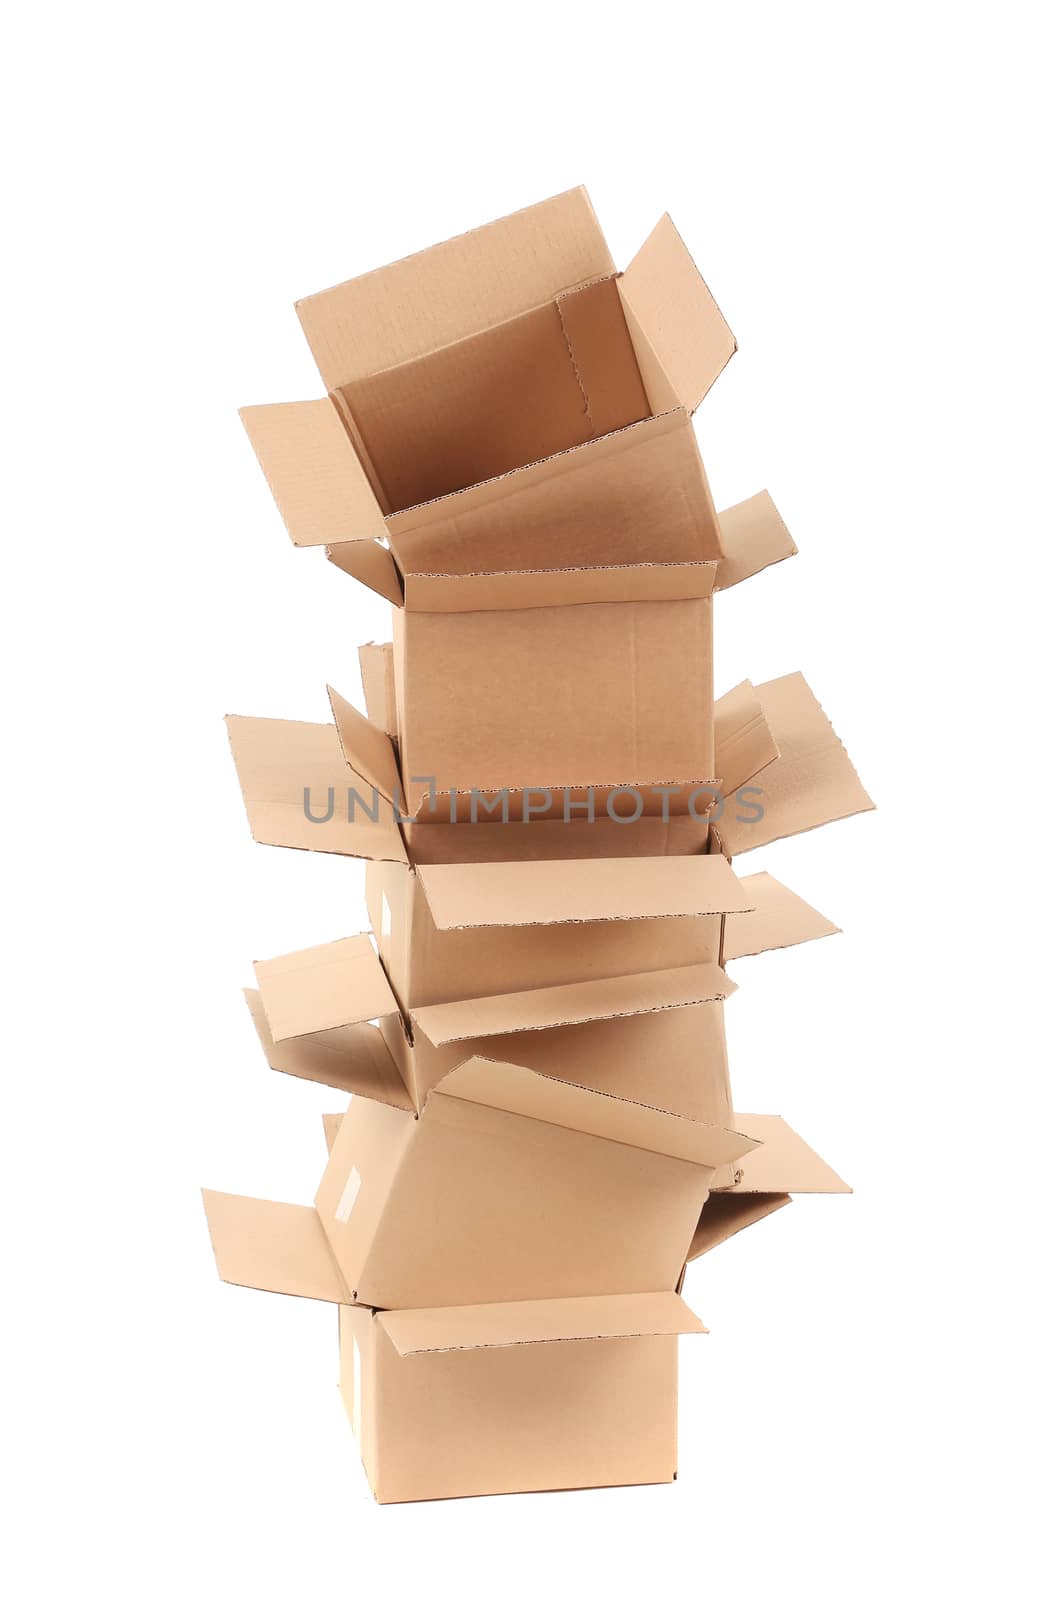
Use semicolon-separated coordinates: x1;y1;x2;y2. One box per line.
554;291;596;437
390;1327;705;1357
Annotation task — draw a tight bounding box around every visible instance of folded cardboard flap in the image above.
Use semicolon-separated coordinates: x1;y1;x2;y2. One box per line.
202;1190;352;1305
433;1056;758;1170
417;855;753;930
727;1114;851;1194
247;988;412;1108
358;642;399;736
412;963;736;1047
225;710;408;864
296;187;615;391
687;1193;793;1261
239;398;388;549
713;679;781;797
724;873;839;961
378;1290;707;1356
712;673;874;856
618;214;736;414
715;491;797;591
254;933;400;1042
322;1111;344;1153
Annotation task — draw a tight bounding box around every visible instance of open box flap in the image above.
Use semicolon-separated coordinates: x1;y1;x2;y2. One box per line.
322;1112;344;1153
712;673;875;856
225;713;408;864
715;490;798;590
724;873;839;961
296;188;614;390
413;962;736;1047
726;1114;851;1193
253;934;400;1042
202;1189;352;1305
378;1290;706;1356
416;855;753;930
432;1056;759;1170
687;1193;793;1261
247;988;412;1109
358;642;398;736
618;215;736;413
714;679;780;797
239;399;387;548
326;539;404;606
326;686;402;803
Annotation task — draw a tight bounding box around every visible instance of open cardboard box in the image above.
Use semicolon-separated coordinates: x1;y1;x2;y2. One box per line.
203;1056;758;1310
239;187;738;569
337;1292;705;1504
242;871;838;1124
327;490;796;817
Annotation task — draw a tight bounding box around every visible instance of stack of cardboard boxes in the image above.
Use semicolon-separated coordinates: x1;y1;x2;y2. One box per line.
204;188;873;1503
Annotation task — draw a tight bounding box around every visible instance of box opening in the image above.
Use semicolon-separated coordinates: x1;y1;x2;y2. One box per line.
335;276;651;515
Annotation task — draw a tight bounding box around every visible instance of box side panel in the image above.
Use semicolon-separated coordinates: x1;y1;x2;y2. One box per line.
372;1329;678;1502
358;1102;709;1309
398;599;712;804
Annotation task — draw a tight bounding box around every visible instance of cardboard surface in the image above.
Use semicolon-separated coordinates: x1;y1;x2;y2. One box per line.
254;933;399;1041
344;1300;686;1503
727;1114;851;1193
715;491;798;590
378;1290;705;1355
314;1056;756;1308
723;873;839;960
201;1190;351;1304
712;673;875;855
417;854;751;929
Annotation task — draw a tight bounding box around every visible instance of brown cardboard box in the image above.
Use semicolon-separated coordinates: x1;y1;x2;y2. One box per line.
243;876;838;1121
337;1292;705;1504
239;188;736;564
204;1056;757;1310
327;490;796;817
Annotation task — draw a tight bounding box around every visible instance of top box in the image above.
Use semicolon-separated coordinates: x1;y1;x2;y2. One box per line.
240;187;736;590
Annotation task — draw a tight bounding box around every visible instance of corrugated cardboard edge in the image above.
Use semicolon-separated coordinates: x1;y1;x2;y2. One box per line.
378;1290;707;1355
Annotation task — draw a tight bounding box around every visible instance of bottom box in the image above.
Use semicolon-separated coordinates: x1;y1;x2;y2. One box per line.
339;1292;706;1503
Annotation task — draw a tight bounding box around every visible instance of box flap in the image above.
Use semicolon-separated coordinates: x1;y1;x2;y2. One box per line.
618;215;735;412
416;855;753;930
239;399;387;548
400;560;717;614
326;687;401;803
714;679;780;797
225;713;408;864
322;1111;344;1153
687;1193;792;1261
712;674;875;856
413;962;735;1046
296;188;614;390
201;1190;352;1304
358;643;398;736
378;1290;706;1355
325;539;404;606
728;1114;851;1193
715;491;797;590
433;1056;759;1170
253;934;399;1042
724;873;839;961
247;988;412;1107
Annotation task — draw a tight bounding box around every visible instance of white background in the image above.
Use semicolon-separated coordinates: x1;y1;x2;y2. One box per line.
4;3;1056;1595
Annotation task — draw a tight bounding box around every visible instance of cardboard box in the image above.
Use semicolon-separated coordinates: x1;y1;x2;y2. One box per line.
243;873;838;1122
203;1056;758;1310
239;188;736;564
337;1292;705;1504
329;490;795;817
